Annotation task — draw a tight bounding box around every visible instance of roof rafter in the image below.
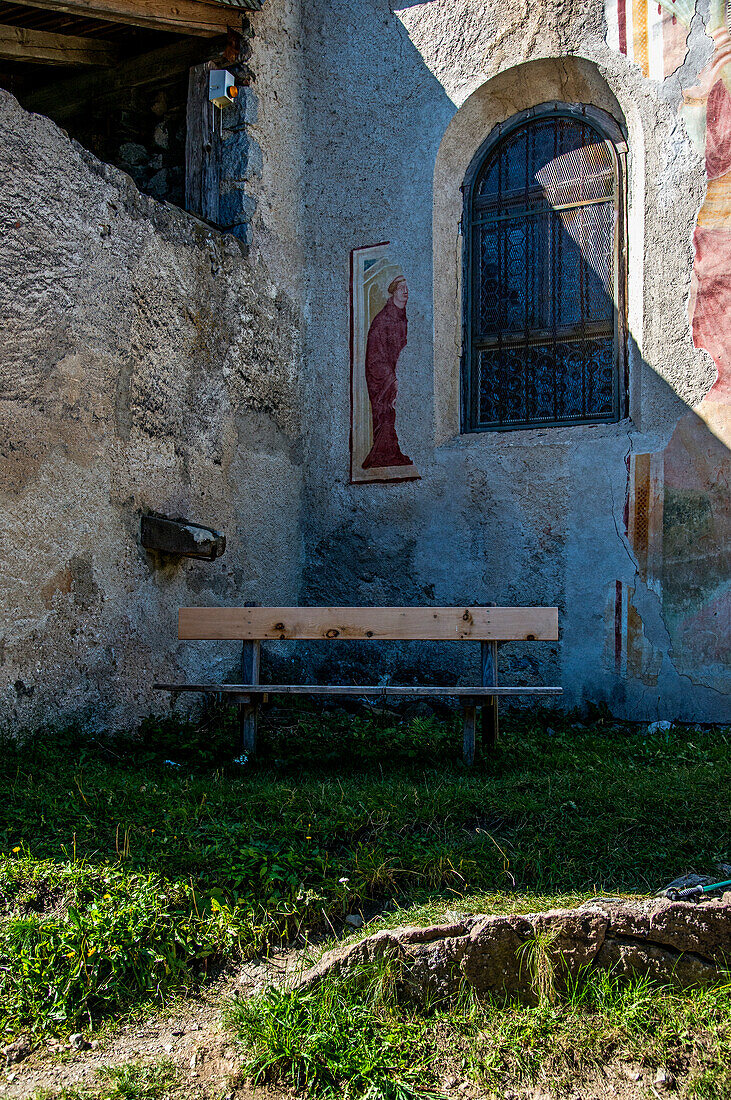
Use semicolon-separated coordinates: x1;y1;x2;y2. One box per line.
24;35;224;115
11;0;253;38
0;21;118;63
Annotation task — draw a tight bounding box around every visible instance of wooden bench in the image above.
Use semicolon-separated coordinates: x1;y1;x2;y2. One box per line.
155;605;561;765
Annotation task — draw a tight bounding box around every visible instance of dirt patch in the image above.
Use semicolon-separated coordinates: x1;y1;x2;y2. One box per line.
2;949;306;1099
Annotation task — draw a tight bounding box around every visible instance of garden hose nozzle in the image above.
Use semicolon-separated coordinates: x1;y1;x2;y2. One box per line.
665;878;731;902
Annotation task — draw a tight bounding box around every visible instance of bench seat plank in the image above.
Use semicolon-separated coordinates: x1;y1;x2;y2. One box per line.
154;683;562;696
178;606;558;642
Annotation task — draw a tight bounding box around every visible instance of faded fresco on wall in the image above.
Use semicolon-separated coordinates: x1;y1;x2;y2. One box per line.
605;0;691;78
350;243;420;483
605;0;731;693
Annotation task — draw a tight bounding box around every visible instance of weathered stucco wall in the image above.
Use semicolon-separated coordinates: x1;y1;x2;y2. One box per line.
1;0;728;730
0;90;303;732
245;0;728;721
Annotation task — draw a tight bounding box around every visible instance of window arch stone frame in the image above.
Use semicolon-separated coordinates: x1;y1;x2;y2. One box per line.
459;100;630;434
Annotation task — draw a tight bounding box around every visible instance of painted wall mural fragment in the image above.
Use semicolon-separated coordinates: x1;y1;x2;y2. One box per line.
617;436;729;692
683;1;731;404
607;581;663;686
605;0;731;696
350;243;419;483
605;0;691;78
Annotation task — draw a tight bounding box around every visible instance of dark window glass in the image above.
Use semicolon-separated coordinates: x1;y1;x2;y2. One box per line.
463;112;624;431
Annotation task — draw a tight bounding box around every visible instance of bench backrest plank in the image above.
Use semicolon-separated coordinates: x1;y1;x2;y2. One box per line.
178;606;559;642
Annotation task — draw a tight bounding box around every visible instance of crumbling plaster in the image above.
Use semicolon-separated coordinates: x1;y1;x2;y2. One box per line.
0;91;304;732
245;0;727;720
1;0;728;732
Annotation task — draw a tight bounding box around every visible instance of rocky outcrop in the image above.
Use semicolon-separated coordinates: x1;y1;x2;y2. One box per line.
298;898;731;1001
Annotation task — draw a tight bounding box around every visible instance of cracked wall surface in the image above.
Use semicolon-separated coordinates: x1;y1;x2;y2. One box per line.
1;0;728;730
244;0;728;720
602;0;730;712
0;90;304;732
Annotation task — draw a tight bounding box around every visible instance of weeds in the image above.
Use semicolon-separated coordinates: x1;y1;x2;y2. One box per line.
461;972;731;1094
0;709;728;1049
231;965;731;1099
230;964;439;1100
520;926;562;1005
0;858;252;1035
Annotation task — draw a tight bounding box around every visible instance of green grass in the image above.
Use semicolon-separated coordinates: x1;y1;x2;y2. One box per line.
32;1061;183;1099
231;963;437;1100
0;858;247;1034
0;705;728;1058
230;964;731;1100
459;970;731;1096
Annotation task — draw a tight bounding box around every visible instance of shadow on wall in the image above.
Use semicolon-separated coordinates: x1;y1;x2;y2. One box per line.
426;54;730;713
617;400;728;698
602;3;731;702
298;43;728;716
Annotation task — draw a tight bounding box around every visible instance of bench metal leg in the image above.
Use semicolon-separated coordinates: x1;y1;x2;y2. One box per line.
462;705;477;766
240;636;260;757
481;640;499;753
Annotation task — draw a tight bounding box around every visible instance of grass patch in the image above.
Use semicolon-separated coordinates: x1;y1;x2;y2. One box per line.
0;708;728;1042
231;967;731;1099
0;858;250;1035
458;969;731;1097
231;964;439;1100
32;1060;183;1099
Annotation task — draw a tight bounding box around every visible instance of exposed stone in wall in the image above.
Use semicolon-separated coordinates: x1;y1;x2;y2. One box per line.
298;898;731;1000
0;89;303;733
75;82;189;209
219;87;262;240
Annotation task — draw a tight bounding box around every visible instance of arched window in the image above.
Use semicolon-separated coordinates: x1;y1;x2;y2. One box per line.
462;105;627;432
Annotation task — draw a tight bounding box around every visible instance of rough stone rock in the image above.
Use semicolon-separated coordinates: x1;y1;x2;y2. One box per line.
298;921;473;992
2;1038;30;1065
580;897;731;965
402;932;471;997
531;908;608;987
297;900;730;1001
593;938;721;989
459;915;534;996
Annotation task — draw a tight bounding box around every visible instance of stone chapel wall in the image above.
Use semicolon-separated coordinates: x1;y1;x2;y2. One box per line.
0;89;303;732
245;0;729;722
1;0;729;730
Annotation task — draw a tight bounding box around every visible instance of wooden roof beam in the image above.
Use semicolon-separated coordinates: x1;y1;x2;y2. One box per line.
13;0;242;37
24;35;225;117
0;22;118;64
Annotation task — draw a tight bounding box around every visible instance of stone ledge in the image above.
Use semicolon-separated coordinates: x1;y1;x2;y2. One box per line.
297;898;731;1001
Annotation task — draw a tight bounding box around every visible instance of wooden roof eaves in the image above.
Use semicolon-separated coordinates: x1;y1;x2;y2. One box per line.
5;0;263;38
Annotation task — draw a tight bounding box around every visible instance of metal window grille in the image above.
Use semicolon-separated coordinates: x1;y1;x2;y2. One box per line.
464;112;625;431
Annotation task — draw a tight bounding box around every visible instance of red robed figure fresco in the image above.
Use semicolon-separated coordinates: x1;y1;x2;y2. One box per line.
362;276;413;468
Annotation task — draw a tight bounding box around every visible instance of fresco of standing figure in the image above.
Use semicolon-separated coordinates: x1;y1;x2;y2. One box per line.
361;276;413;469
